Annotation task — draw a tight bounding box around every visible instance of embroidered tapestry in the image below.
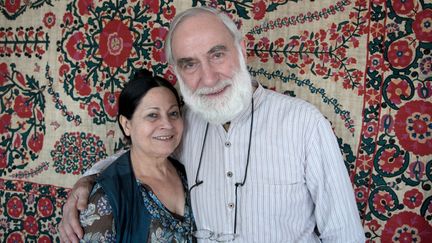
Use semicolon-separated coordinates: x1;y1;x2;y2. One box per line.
0;0;431;241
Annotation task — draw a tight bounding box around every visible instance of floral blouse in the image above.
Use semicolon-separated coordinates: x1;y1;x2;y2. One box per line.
79;169;195;243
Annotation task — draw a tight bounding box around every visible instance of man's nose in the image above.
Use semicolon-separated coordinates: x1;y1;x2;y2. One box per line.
199;61;219;87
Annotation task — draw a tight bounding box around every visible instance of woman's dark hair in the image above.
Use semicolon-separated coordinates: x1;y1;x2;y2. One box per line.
117;69;182;140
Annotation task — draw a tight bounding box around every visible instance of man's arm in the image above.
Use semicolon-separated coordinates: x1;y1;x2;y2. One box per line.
305;117;365;242
59;175;96;243
58;151;125;242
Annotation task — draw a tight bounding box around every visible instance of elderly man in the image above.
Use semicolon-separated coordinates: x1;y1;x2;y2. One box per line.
60;6;365;243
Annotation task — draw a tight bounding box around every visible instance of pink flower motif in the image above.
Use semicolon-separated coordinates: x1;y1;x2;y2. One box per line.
395;100;432;156
369;54;384;71
403;189;423;209
419;56;432;77
252;1;267;20
66;32;86;61
354;186;368;203
386;78;411;105
381;212;432;242
387;39;415;69
43;12;56;29
407;160;425;180
99;19;133;67
364;121;378;138
413;9;432;43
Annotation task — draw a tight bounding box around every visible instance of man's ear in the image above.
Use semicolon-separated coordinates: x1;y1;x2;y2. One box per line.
119;115;131;137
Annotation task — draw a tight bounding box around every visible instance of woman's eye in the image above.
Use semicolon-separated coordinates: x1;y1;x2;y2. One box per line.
170;111;180;118
147;113;158;119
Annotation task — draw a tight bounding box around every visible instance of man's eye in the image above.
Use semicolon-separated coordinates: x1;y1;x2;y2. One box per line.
213;52;224;59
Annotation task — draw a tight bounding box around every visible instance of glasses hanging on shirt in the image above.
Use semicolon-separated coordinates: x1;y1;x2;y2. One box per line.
189;98;255;242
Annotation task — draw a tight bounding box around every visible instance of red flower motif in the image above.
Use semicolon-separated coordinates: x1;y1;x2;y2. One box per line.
37;235;51;243
0;148;7;169
395;100;432;156
7;196;24;219
364;121;378;138
14;95;33;119
372;190;395;214
66;32;86;61
407;160;425;180
403;189;423;209
43;12;56;29
37;197;54;217
162;5;176;20
74;75;92;96
392;0;416;15
387;39;415;69
273;54;284;64
354;186;368;204
0;62;9;86
0;114;11;134
143;0;159;14
386;78;411;105
150;27;168;63
377;147;405;174
87;101;101;117
28;132;44;153
4;0;21;14
413;9;432;43
6;232;24;243
163;69;177;85
369;54;384;71
382;212;432;242
77;0;94;16
103;91;120;117
366;219;381;232
63;12;74;26
364;88;381;105
99;19;133;67
370;22;385;39
24;215;39;235
252;1;267;20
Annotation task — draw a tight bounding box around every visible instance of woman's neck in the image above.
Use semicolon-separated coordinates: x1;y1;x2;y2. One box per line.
129;148;171;179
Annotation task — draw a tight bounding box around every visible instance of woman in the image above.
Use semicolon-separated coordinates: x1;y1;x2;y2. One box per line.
79;69;194;242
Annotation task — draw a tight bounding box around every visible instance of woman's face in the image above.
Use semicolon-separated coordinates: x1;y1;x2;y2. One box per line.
120;87;183;159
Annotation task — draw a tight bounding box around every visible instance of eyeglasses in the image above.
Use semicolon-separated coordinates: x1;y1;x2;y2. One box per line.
189;99;254;242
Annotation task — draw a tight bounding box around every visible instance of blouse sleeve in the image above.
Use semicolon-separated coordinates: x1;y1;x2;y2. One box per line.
79;183;116;242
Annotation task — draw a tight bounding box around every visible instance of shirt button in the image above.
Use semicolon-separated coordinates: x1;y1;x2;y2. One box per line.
227;171;233;177
225;141;231;147
228;203;235;209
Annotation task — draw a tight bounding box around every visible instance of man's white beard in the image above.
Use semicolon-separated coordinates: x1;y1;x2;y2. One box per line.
176;54;253;125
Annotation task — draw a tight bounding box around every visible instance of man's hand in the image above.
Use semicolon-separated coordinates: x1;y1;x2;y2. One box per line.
59;175;96;243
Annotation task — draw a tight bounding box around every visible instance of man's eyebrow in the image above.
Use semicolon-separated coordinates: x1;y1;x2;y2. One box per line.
208;45;227;54
176;57;194;66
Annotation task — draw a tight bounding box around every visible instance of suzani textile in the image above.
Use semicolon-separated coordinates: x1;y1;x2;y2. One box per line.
0;0;431;242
